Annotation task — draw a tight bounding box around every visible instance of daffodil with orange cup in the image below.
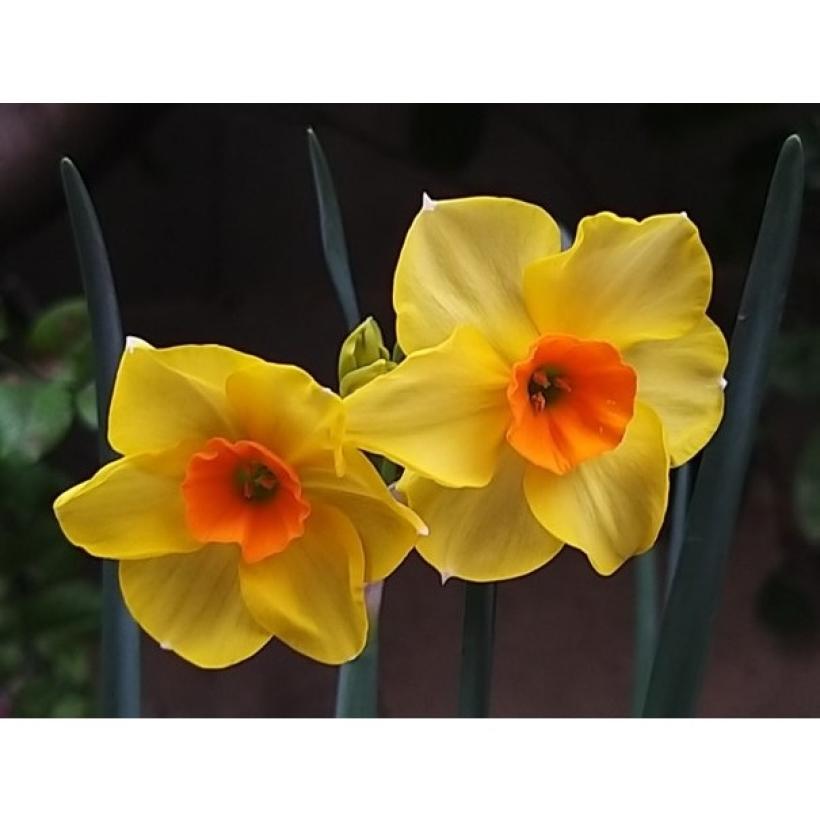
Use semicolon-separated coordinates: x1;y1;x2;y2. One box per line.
344;196;728;581
54;340;424;668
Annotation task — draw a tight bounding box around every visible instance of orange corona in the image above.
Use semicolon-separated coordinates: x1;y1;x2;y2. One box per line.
182;437;311;563
506;335;637;474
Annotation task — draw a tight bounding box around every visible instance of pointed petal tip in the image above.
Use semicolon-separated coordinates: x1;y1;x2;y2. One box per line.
125;335;151;353
421;192;437;212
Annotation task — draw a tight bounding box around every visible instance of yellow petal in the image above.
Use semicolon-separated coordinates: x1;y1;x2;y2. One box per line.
523;212;712;348
225;362;344;473
344;326;511;488
523;402;669;575
54;447;200;560
109;343;258;455
301;447;425;583
399;445;564;582
624;316;728;466
120;544;270;669
238;503;366;665
395;196;561;362
130;340;265;392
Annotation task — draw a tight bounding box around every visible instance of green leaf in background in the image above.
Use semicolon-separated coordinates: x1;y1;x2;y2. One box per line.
769;328;820;399
795;427;820;542
307;127;361;330
0;380;73;462
26;298;93;386
27;298;90;358
61;156;140;718
642;134;805;717
74;381;98;430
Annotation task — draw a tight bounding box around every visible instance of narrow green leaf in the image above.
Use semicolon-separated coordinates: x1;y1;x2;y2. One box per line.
664;462;692;603
307;128;361;330
0;380;73;461
61;157;140;719
642;134;804;717
631;550;659;716
459;581;497;717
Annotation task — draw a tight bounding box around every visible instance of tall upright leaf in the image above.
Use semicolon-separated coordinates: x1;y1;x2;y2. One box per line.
642;135;804;717
307;130;384;717
60;158;140;718
307;128;360;330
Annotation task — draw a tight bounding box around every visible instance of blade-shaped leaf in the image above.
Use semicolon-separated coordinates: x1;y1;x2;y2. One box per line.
307;128;360;330
642;134;804;717
61;157;140;719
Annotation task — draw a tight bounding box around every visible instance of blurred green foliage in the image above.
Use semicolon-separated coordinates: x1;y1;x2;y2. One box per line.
0;296;100;717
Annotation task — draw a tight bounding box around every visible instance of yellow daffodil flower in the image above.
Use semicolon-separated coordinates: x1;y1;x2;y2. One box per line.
54;339;424;668
343;196;728;581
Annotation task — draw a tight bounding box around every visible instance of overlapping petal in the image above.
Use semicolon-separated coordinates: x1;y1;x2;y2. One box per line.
238;503;367;665
225;362;344;474
344;326;511;488
523;402;669;575
119;544;270;669
301;447;425;582
394;196;562;361
523;212;712;349
54;445;201;559
400;445;563;582
624;316;728;466
108;343;256;455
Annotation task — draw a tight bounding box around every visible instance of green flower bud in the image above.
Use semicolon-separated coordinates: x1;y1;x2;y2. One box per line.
339;358;397;397
338;317;392;395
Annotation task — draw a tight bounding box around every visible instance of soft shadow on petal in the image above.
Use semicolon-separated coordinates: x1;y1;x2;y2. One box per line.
523;212;712;349
301;447;425;583
108;344;250;455
344;326;511;489
226;362;344;474
239;503;367;665
120;543;270;669
395;196;561;362
523;402;670;575
400;445;564;582
54;445;201;560
624;316;728;466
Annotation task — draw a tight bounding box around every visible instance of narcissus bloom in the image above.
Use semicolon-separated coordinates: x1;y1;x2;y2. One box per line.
54;340;423;667
344;196;728;581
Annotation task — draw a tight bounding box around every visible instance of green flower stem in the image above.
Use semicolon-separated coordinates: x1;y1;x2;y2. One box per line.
334;456;397;718
632;551;659;716
335;581;383;718
61;158;140;718
458;581;497;717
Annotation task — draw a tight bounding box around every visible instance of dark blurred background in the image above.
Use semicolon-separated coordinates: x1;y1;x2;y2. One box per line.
1;103;819;717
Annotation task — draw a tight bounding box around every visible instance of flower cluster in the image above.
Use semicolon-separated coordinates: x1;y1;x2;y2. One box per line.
54;196;727;667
